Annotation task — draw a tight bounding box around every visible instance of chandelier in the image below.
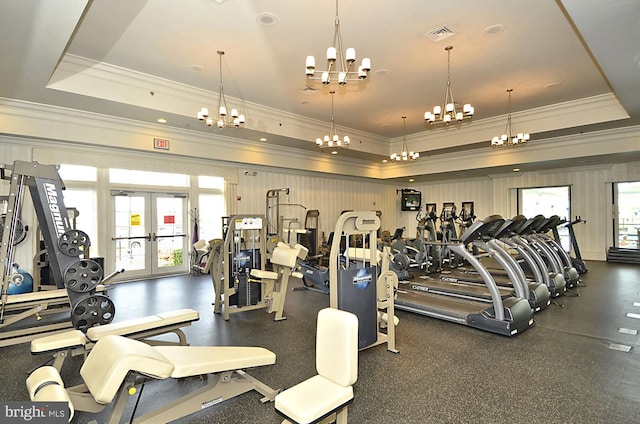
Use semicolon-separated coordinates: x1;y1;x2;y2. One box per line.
491;89;530;147
304;0;371;85
316;91;350;151
390;116;419;161
197;50;245;128
424;46;474;125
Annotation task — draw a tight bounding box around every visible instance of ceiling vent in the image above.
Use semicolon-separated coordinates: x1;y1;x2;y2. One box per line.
424;26;456;42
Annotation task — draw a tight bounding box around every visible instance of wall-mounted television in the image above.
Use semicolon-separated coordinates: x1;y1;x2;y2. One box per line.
401;189;422;211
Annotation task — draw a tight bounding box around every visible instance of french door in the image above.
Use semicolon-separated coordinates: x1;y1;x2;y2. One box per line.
111;191;188;279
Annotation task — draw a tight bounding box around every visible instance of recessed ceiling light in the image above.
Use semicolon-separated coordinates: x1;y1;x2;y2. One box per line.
259;137;267;142
189;65;205;72
157;118;167;123
483;24;506;37
382;159;388;163
512;168;520;172
331;151;338;155
257;12;279;26
374;69;390;77
408;178;415;182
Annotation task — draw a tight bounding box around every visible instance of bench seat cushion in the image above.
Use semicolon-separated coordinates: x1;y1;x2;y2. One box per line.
250;269;278;280
275;375;353;424
81;335;174;404
154;346;276;378
30;329;86;353
86;308;198;341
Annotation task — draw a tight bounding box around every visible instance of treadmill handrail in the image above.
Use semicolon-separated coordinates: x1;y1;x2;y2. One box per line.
449;244;505;321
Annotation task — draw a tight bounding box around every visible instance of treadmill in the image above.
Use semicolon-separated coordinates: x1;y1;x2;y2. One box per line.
528;215;581;288
515;215;579;289
395;216;534;336
436;216;551;311
495;215;567;297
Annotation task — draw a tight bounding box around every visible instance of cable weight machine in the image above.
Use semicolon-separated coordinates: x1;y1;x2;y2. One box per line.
0;161;115;338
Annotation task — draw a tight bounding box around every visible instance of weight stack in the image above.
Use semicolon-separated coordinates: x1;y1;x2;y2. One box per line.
337;265;377;349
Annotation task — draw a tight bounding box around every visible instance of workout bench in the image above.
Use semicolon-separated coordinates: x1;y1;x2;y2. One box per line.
27;334;278;423
30;308;199;371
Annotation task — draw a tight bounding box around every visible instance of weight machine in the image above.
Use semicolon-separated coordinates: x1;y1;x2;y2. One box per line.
265;188;306;245
0;161;115;346
211;214;305;321
329;211;398;353
212;215;266;320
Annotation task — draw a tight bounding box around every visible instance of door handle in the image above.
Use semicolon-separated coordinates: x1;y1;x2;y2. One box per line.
112;233;152;242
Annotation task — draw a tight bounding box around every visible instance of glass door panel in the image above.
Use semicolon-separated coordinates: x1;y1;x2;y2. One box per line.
112;193;151;280
153;195;187;274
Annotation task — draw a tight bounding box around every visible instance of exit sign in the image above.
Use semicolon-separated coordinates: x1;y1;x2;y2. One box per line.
153;138;170;150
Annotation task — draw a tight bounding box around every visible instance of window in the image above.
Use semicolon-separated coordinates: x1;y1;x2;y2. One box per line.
57;164;97;182
195;176;225;242
109;169;189;187
614;181;640;249
518;185;571;251
198;175;224;190
61;188;99;257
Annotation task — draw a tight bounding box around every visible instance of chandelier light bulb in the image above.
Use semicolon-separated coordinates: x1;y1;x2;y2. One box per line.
345;48;356;63
327;47;337;62
306;56;316;69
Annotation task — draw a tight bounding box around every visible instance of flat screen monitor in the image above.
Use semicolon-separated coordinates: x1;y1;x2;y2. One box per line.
401;189;422;211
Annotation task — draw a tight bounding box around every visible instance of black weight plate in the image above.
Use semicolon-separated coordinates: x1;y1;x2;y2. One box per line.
392;253;410;271
64;259;103;293
71;294;115;332
58;229;91;257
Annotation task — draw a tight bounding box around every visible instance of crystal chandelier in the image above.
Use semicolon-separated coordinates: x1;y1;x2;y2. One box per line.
491;89;530;147
424;46;474;125
316;91;350;151
390;116;419;161
197;50;245;128
304;0;371;85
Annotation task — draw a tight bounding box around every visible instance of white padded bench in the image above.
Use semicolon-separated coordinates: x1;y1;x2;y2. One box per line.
27;334;278;424
30;308;200;371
